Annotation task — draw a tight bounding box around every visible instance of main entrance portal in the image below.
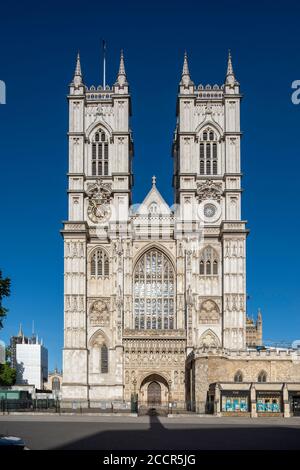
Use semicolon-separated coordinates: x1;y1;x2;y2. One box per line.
139;373;169;409
147;381;161;406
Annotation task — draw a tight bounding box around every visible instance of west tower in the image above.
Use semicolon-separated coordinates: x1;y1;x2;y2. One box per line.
173;52;248;350
62;51;133;405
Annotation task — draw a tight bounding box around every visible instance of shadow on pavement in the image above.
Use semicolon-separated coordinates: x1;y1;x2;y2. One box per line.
49;414;300;450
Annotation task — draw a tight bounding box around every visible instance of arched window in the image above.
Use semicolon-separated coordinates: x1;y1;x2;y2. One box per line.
206;260;211;275
213;260;218;275
91;130;109;176
90;249;109;278
89;334;109;374
149;202;158;214
199;246;219;276
234;371;243;383
199;128;218;176
200;260;205;275
258;371;267;383
52;377;60;391
101;344;108;373
134;249;175;330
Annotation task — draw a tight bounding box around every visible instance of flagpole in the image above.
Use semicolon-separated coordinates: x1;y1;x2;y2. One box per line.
103;40;106;89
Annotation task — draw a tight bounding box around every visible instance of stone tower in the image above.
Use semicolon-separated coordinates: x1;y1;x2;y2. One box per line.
173;51;248;351
62;51;133;406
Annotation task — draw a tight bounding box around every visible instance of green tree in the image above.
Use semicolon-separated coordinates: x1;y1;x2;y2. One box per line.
0;270;11;329
0;363;16;386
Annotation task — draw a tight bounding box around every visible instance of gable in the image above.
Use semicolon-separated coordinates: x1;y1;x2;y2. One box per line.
135;182;171;216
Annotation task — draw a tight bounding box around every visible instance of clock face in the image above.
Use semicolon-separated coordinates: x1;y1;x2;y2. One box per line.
204;203;216;218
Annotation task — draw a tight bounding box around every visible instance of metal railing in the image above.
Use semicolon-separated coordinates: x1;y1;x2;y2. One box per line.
0;398;59;413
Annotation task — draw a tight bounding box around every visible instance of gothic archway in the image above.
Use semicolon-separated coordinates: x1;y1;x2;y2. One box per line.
148;381;161;405
139;373;169;407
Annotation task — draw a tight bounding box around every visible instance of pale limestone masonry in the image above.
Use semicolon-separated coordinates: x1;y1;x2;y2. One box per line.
61;51;300;416
190;349;300;415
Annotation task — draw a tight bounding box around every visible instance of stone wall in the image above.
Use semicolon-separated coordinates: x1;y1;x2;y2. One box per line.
193;351;300;412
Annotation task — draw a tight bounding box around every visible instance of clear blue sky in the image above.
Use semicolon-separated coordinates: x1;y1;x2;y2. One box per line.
0;0;300;370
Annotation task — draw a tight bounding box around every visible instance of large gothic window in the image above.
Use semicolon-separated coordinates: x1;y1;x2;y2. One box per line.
134;249;175;330
200;246;219;276
91;130;109;176
199;128;218;176
90;249;109;278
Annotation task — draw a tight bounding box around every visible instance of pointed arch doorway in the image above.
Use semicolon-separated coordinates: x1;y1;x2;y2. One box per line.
148;381;161;406
140;373;169;408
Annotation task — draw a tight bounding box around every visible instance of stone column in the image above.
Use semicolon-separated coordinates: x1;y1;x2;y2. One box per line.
250;383;257;418
283;384;290;418
214;383;221;416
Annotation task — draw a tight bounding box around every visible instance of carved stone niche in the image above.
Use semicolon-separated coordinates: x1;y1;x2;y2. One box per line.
196;180;223;203
89;299;110;327
199;329;220;349
199;299;220;324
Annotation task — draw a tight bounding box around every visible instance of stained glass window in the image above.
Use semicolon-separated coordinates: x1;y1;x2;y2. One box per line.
134;249;175;329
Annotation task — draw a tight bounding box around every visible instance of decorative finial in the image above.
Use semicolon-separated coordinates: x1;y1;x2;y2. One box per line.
116;49;127;86
73;51;83;86
152;175;156;186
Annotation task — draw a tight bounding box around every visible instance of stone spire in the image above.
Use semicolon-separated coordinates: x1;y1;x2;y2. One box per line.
152;175;156;187
73;52;83;87
257;308;262;322
225;49;238;87
180;51;193;87
17;323;23;338
227;50;234;76
115;49;127;86
182;51;190;76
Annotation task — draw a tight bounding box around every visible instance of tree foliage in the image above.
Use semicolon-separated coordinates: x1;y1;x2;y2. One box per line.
0;363;16;386
0;270;11;329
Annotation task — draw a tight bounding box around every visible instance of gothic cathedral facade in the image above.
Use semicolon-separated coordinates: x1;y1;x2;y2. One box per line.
62;51;300;414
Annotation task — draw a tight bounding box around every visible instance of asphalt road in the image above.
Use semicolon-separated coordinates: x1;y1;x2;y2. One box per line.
1;415;300;450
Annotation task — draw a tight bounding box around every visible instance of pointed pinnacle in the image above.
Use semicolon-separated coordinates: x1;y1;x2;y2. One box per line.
182;50;190;77
226;49;234;76
18;323;23;337
116;49;127;86
75;52;82;77
72;52;83;87
118;49;126;76
180;50;193;87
